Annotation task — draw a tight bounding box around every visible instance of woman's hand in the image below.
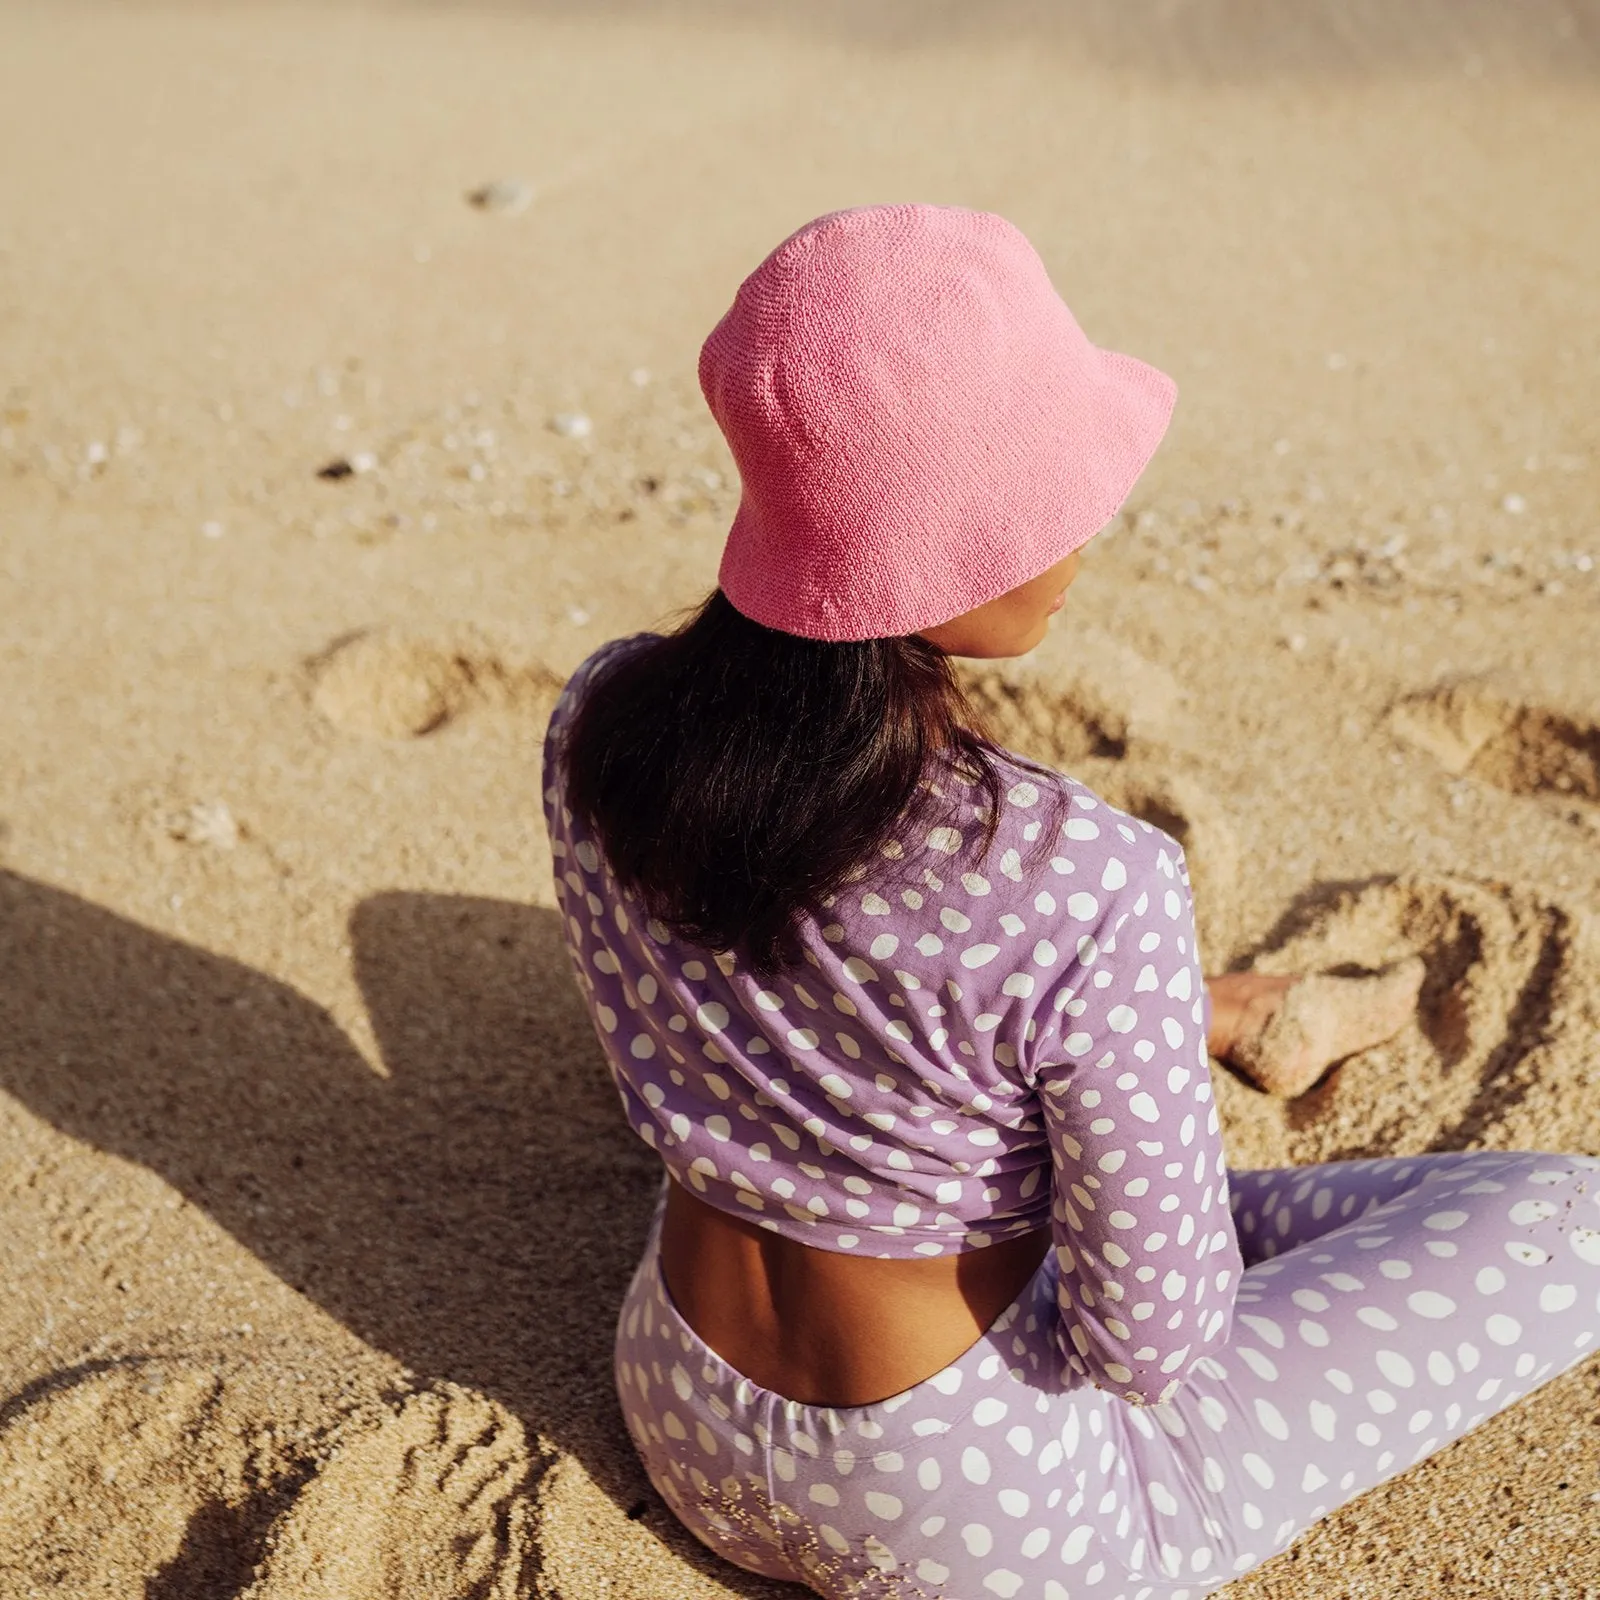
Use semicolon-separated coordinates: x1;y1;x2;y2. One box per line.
1204;961;1425;1097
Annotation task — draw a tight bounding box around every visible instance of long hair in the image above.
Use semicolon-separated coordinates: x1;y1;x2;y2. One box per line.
561;589;1064;978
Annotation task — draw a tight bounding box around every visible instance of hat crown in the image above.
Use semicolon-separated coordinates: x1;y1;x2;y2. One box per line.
701;205;1176;642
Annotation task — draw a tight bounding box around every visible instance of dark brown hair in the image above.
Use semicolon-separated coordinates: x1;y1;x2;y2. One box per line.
561;588;1063;978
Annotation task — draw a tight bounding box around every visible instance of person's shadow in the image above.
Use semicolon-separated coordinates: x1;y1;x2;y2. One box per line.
0;869;784;1591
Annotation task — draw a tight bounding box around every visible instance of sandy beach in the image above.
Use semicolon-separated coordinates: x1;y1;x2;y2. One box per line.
1;1;1597;1593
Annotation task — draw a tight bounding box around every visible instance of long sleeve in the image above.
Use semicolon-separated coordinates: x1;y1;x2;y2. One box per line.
1025;797;1243;1405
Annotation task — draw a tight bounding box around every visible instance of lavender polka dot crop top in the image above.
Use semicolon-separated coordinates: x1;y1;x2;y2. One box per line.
543;635;1244;1403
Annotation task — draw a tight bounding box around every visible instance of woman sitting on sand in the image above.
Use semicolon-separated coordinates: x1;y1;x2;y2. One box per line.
541;205;1600;1599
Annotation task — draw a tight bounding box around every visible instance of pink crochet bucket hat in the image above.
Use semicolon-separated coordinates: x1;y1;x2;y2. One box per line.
700;204;1176;642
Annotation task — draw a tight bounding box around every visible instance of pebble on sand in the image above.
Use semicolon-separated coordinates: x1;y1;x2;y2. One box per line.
168;800;239;849
315;450;379;479
467;178;535;214
550;412;592;439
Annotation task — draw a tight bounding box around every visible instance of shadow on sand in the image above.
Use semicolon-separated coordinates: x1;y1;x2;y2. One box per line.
0;870;782;1592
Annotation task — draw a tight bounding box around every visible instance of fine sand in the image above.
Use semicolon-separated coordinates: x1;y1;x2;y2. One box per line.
1;2;1598;1594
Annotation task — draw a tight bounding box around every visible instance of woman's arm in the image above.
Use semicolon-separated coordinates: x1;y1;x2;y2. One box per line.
1026;805;1244;1405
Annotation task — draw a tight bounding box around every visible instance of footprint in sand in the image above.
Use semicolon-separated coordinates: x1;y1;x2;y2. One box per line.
0;1355;326;1597
1220;873;1600;1166
956;640;1238;954
1389;681;1600;807
246;1384;539;1600
309;629;562;740
0;1355;540;1599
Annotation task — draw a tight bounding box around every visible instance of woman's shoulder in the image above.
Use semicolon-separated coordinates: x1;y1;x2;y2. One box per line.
815;749;1184;977
569;630;663;693
961;744;1187;883
549;632;663;727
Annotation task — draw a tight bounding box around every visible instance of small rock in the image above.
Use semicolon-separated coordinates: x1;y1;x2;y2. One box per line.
351;451;378;474
467;178;535;214
85;440;108;465
168;800;239;849
1501;492;1527;514
201;520;225;539
567;606;591;626
317;458;355;480
550;412;592;439
1284;633;1307;653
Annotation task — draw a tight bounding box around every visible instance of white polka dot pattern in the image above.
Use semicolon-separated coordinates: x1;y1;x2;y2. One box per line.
545;636;1235;1354
616;1149;1600;1600
554;640;1600;1598
1031;804;1238;1406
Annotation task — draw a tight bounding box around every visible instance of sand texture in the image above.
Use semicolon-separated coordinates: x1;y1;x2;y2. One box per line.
1;1;1598;1593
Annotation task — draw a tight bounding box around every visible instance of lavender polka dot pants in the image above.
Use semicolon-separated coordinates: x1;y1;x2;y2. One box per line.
616;1151;1600;1599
